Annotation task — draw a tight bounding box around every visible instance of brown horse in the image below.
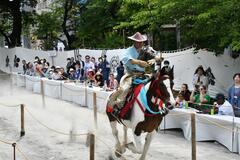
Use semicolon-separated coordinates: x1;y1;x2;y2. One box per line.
106;71;175;160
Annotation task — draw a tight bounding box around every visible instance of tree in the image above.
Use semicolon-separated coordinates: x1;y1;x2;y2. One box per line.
0;0;37;48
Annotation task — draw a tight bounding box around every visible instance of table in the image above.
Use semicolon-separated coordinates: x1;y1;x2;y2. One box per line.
160;108;240;154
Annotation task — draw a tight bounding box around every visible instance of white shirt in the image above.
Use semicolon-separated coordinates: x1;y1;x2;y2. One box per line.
192;74;209;88
84;62;95;72
217;100;234;116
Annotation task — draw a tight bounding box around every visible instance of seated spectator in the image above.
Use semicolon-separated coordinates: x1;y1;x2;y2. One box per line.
86;69;95;87
228;73;240;117
175;83;191;106
26;62;35;76
59;67;69;80
52;66;62;80
190;85;211;112
68;68;76;80
107;73;118;91
214;93;234;116
192;65;209;91
94;69;104;87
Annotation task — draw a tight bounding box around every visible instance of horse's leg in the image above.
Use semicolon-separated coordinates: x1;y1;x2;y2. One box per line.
139;130;156;160
125;131;143;154
110;121;121;149
110;121;122;157
120;126;127;153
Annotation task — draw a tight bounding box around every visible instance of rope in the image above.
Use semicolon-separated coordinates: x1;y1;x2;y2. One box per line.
15;145;30;160
25;107;88;136
0;102;20;108
25;76;41;82
44;81;62;86
62;84;84;92
0;74;10;76
0;138;14;145
196;116;239;134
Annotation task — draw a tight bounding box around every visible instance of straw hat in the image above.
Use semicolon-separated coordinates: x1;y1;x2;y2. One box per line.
128;32;147;42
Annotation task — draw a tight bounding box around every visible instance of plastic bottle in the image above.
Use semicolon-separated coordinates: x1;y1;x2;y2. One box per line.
103;80;107;91
182;100;186;109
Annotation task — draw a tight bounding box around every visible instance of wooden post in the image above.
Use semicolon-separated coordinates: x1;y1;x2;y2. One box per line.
191;113;196;160
93;92;97;129
85;81;88;107
89;133;95;160
20;104;25;137
41;80;45;107
12;143;16;160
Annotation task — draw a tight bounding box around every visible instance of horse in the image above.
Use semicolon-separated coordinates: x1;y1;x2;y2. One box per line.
106;70;175;160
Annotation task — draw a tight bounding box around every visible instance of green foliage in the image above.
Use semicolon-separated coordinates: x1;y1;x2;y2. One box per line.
23;0;240;53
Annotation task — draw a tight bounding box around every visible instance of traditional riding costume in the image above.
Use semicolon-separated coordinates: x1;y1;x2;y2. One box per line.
107;32;163;118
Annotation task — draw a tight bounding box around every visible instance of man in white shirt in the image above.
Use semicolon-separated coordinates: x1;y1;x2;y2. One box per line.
214;93;234;116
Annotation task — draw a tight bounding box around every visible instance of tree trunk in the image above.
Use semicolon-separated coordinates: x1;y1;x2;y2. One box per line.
9;1;22;48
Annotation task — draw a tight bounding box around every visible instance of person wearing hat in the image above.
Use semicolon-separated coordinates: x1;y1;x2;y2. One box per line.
84;55;95;80
107;32;162;117
68;68;76;80
214;93;234;116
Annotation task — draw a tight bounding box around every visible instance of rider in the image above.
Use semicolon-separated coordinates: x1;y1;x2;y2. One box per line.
108;32;163;116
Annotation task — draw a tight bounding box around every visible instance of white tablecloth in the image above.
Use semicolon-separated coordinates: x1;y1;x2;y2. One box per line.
25;75;41;92
61;82;86;105
61;83;112;111
12;73;240;154
17;74;25;87
160;108;240;154
42;79;62;99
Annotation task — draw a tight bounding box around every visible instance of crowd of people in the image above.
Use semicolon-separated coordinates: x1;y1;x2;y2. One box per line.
21;54;123;91
175;65;240;117
18;32;240;118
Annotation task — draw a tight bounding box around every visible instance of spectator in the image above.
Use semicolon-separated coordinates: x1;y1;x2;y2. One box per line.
35;61;44;77
192;65;209;91
175;83;191;105
77;55;85;77
190;85;211;112
228;73;240;117
94;69;104;87
107;73;118;91
52;66;62;80
60;67;69;80
26;62;35;76
102;55;110;83
84;55;95;80
66;58;72;73
74;62;82;80
22;60;27;74
214;93;234;116
91;57;98;73
116;61;124;83
68;68;76;80
86;69;95;87
161;60;174;89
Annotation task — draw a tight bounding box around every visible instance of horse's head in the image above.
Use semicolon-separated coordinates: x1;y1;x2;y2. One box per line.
148;71;175;110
